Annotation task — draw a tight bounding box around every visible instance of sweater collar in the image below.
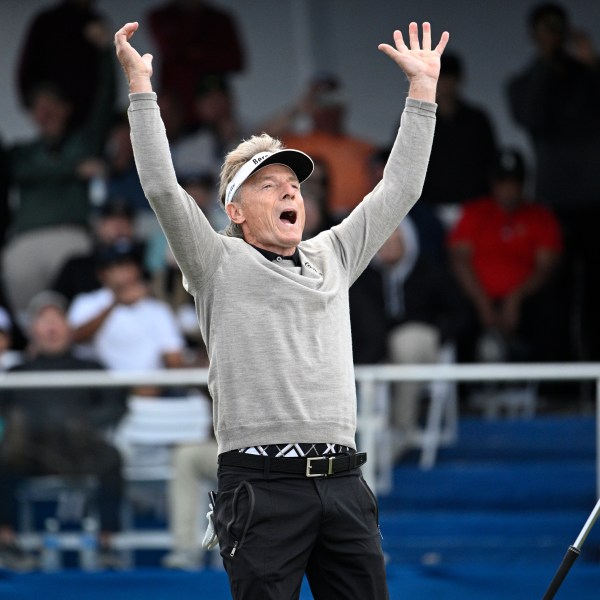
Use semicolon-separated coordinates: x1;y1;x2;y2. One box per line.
251;245;301;267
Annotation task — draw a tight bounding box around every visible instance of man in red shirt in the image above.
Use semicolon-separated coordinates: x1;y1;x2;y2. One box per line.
449;148;562;363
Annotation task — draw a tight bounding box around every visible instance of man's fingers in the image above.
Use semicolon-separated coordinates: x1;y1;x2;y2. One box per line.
377;43;400;62
379;23;450;64
125;21;139;39
434;31;450;55
393;29;407;52
377;30;407;60
142;53;154;69
408;22;420;50
114;21;138;45
422;22;431;51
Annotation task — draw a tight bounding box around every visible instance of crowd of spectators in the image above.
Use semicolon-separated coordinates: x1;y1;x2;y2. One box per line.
0;0;598;573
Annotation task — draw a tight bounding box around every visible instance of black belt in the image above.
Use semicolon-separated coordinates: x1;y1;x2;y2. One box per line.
219;451;367;477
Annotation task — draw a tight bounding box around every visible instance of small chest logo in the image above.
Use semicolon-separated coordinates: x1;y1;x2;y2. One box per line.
304;261;323;276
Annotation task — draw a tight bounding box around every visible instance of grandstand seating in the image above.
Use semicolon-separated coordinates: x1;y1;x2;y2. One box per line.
7;412;600;599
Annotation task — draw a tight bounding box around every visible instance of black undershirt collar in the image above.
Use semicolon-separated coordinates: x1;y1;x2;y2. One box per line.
251;244;301;267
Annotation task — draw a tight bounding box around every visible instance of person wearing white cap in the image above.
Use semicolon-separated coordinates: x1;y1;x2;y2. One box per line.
115;20;448;599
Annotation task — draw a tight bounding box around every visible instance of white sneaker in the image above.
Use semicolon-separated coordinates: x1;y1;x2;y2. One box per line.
161;549;201;571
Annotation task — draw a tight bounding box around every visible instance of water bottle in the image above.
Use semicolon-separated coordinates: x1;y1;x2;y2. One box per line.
41;518;62;572
79;516;99;572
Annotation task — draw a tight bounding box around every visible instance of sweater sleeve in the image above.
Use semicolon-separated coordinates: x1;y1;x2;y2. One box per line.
329;97;437;284
128;92;223;293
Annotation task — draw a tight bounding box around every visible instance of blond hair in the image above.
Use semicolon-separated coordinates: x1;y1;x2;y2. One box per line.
219;134;283;238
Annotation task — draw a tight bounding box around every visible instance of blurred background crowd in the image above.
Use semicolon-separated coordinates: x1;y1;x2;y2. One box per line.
0;0;599;574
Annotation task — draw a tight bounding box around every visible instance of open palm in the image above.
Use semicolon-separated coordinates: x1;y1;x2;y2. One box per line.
379;22;449;83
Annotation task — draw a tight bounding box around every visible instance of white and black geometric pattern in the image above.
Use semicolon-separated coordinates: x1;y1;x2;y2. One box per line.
239;443;353;458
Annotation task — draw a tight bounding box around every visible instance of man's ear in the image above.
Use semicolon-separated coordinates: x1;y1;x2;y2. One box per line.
226;201;245;224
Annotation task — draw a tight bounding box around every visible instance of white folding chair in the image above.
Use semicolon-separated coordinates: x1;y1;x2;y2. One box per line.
110;391;214;565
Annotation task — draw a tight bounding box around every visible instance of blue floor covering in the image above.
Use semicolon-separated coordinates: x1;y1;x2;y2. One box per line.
4;415;597;598
2;563;600;600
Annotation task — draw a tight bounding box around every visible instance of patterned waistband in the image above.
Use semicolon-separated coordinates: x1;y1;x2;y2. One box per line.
236;443;354;458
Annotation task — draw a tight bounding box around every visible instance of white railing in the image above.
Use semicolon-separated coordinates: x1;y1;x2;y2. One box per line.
354;363;600;495
1;363;600;495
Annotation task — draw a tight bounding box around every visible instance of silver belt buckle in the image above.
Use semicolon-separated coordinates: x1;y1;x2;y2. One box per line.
306;456;334;477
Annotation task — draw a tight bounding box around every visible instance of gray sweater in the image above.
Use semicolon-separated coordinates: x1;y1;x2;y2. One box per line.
129;93;436;454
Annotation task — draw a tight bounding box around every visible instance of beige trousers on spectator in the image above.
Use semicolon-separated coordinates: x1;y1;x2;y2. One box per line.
388;322;440;434
168;440;218;552
2;226;91;321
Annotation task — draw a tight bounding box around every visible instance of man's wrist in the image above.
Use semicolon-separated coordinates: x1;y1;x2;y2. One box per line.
407;77;438;102
128;75;153;94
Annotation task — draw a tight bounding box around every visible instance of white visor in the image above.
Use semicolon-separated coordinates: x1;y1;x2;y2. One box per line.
225;149;314;205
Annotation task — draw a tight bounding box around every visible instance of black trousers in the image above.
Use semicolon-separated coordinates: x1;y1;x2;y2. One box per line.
214;463;389;600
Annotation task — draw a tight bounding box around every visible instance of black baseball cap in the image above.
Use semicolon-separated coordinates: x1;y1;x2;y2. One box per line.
491;149;526;182
94;239;141;269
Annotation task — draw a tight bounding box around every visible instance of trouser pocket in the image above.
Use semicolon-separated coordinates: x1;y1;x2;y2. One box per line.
215;480;256;558
358;475;382;538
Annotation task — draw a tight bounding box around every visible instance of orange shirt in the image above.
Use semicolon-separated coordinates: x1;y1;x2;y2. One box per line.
283;131;375;216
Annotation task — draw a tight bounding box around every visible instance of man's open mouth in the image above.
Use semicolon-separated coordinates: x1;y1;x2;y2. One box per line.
280;210;297;225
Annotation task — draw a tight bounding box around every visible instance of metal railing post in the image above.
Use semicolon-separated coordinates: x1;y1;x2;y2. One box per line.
357;376;378;489
597;377;600;500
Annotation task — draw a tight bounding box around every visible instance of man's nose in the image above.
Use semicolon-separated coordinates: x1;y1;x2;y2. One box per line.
282;183;296;198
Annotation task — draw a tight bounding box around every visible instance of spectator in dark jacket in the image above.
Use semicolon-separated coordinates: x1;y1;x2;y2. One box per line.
146;0;245;128
417;52;497;215
350;216;468;457
506;2;600;361
0;291;125;570
16;0;116;127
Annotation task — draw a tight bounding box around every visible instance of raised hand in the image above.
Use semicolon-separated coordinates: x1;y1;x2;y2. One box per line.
378;22;449;101
114;22;154;93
